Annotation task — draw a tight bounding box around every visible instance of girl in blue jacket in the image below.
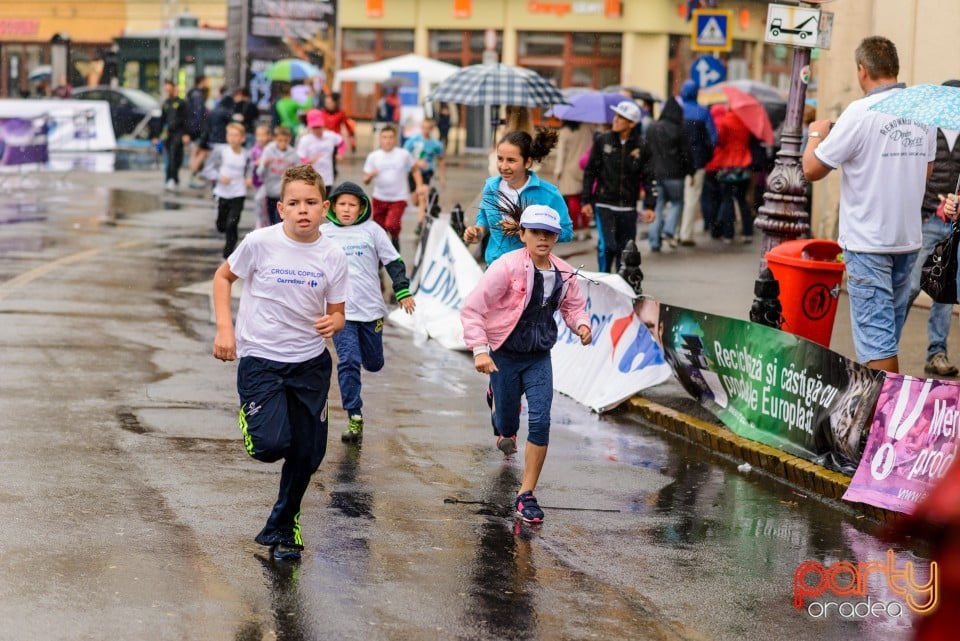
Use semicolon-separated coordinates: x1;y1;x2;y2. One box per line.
463;128;573;265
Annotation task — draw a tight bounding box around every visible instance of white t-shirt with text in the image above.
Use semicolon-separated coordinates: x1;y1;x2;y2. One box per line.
228;224;349;362
814;86;936;253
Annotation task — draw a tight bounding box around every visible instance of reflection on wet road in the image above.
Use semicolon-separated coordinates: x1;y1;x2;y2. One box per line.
0;167;931;640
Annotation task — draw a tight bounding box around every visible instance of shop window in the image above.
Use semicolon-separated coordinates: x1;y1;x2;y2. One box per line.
519;32;564;57
519;32;620;89
343;29;377;52
383;30;414;53
431;31;464;54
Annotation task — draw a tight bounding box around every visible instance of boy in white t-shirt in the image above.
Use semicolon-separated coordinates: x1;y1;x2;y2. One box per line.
212;165;349;562
320;181;415;443
297;109;343;189
363;124;422;250
201;122;253;258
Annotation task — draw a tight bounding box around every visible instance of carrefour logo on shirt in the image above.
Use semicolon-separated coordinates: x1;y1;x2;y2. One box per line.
271;267;323;287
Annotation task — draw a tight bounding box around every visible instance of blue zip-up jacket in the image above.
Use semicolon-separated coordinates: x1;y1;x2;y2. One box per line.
475;171;573;264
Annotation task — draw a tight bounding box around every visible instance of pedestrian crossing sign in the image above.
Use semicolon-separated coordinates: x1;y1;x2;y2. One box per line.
691;8;733;52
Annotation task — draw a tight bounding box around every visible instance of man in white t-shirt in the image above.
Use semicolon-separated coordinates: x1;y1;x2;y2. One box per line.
803;36;936;373
297;109;343;188
363;124;422;250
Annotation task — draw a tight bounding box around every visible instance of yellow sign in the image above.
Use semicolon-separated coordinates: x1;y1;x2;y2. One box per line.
691;8;733;53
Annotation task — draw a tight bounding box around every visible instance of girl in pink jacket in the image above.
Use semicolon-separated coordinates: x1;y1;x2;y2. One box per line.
460;204;592;523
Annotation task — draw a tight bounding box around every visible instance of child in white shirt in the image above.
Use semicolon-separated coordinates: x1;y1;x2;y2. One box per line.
320;181;415;443
296;109;343;189
202;122;253;258
363;124;422;250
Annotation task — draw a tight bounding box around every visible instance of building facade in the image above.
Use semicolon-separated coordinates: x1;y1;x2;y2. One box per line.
338;0;785;118
0;0;226;97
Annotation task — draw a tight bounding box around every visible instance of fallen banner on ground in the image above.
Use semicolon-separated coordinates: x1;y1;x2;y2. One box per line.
387;216;483;350
389;218;672;411
658;304;884;474
552;278;672;412
844;375;960;514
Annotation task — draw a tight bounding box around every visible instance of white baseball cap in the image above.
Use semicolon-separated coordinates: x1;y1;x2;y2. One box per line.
610;100;642;123
520;204;562;234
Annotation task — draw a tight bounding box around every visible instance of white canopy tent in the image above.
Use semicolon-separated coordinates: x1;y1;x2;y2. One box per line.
333;54;460;97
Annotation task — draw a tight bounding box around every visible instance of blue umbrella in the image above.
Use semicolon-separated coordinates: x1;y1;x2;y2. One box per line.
547;92;625;124
869;84;960;130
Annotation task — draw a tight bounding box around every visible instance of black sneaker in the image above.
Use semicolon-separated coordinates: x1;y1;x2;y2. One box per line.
515;491;544;523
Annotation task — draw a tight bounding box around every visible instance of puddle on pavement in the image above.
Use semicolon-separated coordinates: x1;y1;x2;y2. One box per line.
0;201;47;224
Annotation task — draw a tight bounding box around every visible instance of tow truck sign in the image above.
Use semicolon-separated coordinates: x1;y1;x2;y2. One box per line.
765;4;820;47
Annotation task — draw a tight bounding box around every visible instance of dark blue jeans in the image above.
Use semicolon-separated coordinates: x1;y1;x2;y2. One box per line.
237;351;331;548
717;178;752;240
332;319;385;416
490;350;553;446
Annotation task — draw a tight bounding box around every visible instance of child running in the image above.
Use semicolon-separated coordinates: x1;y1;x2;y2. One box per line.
320;181;416;443
297;109;343;191
202;122;253;258
249;124;271;228
460;204;593;523
211;164;349;561
257;126;301;225
363;124;422;250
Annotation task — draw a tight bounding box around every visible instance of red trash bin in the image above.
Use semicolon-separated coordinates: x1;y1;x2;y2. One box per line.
765;239;845;347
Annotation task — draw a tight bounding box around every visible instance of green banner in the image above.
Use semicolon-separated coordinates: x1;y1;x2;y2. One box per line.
659;305;884;473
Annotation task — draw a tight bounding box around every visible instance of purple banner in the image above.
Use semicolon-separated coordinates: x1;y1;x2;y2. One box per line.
844;375;960;513
0;118;48;166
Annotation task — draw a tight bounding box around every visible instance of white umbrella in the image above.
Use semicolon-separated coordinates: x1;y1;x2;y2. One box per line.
28;65;52;82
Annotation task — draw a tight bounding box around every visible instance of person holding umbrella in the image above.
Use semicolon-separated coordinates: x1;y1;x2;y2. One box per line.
803;36;936;374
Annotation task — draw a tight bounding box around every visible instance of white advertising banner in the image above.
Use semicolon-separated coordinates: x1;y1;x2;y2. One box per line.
389;219;671;412
551;273;672;412
388;217;483;350
0;99;116;151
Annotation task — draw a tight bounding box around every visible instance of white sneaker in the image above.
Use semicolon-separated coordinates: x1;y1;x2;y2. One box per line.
165;179;177;191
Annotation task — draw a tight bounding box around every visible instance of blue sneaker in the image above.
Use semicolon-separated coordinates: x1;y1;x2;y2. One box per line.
515;491;544;523
271;542;302;561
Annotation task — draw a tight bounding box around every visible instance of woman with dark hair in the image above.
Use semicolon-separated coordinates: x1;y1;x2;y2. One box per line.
463;127;573;265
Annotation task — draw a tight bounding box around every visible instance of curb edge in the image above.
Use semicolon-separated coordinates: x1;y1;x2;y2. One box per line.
625;396;900;525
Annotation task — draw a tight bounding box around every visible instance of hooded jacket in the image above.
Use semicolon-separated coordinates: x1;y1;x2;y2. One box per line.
680;80;718;169
644;98;696;181
325;182;412;313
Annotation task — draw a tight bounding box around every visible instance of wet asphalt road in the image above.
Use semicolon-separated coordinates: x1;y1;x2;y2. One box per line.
0;161;926;640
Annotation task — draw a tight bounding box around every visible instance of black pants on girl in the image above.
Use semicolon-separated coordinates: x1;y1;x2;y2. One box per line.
216;196;246;258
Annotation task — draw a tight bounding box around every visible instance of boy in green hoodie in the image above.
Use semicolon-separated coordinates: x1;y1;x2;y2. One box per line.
320;181;416;443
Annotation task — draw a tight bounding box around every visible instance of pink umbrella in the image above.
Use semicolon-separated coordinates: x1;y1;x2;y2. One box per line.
721;85;774;145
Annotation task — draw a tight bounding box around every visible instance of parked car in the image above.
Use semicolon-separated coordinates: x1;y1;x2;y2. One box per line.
72;87;161;139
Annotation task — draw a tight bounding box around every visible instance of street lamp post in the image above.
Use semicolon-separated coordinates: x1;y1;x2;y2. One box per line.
753;44;812;264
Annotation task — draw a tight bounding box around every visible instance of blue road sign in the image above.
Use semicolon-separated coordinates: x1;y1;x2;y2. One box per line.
691;9;732;52
690;55;726;89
